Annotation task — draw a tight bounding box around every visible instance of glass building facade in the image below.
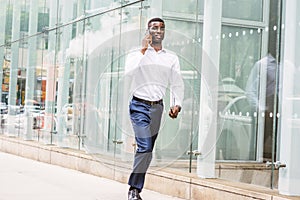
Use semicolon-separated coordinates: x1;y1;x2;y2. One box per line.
0;0;299;196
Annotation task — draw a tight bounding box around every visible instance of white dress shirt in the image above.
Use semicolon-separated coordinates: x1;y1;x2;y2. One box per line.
125;46;184;107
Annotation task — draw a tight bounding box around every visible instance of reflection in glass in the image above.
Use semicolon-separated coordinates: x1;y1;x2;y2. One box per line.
217;25;262;161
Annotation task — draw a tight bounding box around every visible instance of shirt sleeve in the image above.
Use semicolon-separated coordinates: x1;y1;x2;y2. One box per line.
123;49;144;98
169;55;184;107
124;49;144;74
245;61;260;109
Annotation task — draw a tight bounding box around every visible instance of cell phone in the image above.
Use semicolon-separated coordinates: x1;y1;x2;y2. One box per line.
144;29;150;35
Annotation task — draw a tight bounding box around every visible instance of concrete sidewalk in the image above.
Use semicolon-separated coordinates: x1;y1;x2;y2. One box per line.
0;151;185;200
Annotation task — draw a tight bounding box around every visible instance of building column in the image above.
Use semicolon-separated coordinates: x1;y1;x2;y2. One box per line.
23;0;38;140
43;0;58;144
0;0;8;105
278;0;300;196
7;0;21;136
197;0;222;178
71;0;86;146
55;0;73;147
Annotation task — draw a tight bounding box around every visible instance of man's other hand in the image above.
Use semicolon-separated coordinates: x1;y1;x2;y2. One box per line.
169;105;181;119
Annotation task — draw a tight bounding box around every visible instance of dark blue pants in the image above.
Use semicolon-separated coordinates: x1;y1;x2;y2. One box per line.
128;98;163;192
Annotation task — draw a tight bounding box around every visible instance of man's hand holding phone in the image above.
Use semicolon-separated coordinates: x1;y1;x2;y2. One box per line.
141;30;152;54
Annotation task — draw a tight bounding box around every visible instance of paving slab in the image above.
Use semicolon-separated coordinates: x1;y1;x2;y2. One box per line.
0;151;185;200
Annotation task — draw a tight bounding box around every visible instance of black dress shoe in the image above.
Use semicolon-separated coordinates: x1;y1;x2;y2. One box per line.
128;188;142;200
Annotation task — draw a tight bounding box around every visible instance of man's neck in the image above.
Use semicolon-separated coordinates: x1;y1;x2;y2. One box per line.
151;44;162;52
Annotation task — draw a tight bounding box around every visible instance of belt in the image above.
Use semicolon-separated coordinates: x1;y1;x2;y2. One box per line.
133;96;163;106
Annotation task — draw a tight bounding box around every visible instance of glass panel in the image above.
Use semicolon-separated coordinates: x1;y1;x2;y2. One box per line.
6;40;21;136
163;0;204;15
88;0;116;12
27;0;50;143
10;0;46;141
32;35;47;137
50;23;76;148
7;0;30;42
113;3;145;162
72;21;86;150
39;0;59;144
0;1;8;134
222;0;263;21
0;46;7;133
58;0;77;25
1;47;10;134
217;26;262;161
4;1;13;44
4;0;26;136
14;38;26;137
154;20;202;172
83;6;124;154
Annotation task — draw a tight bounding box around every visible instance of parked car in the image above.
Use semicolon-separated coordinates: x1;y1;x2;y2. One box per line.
0;102;7;114
32;110;45;129
0;102;8;128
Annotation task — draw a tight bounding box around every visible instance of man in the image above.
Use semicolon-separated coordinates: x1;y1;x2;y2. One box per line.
126;17;184;200
245;54;278;159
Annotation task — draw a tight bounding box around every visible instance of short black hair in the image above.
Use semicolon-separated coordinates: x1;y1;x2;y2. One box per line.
147;17;165;28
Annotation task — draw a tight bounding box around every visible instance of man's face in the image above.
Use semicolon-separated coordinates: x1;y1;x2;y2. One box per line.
148;21;165;44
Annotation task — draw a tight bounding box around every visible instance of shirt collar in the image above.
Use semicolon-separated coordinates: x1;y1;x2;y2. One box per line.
148;46;167;53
